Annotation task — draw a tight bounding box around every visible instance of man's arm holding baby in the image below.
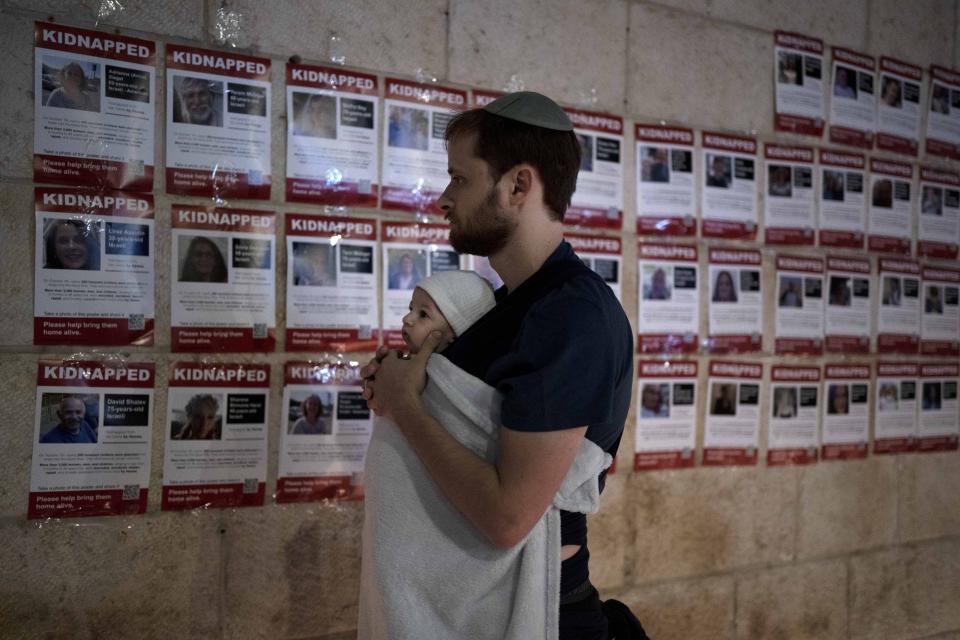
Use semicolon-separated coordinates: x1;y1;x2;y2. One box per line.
363;331;585;550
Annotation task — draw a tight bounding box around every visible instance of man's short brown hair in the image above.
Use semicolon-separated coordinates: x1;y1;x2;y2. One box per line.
444;109;581;221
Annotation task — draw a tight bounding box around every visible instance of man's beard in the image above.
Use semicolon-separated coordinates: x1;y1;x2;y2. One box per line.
448;186;515;257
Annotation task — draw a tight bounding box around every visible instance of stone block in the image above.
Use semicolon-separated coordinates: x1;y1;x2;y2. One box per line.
5;0;204;41
206;0;448;78
220;502;365;639
868;0;954;68
628;465;798;582
0;354;46;516
588;471;628;590
0;512;222;639
448;0;628;113
0;183;36;347
850;538;960;639
0;12;36;180
796;456;898;559
618;574;734;640
627;4;772;133
646;0;869;49
734;559;848;639
899;451;960;542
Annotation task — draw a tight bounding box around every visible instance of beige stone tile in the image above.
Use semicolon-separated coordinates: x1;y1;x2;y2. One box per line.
868;0;954;68
0;512;222;639
618;574;734;640
0;354;47;516
0;183;35;347
900;452;960;542
850;539;960;639
628;465;798;581
734;559;848;639
796;457;898;559
220;502;365;639
6;0;204;40
448;0;628;113
207;0;448;77
0;13;35;180
588;471;628;590
627;4;772;132
645;0;869;49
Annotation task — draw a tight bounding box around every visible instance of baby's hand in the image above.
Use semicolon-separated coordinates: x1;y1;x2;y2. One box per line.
360;345;390;402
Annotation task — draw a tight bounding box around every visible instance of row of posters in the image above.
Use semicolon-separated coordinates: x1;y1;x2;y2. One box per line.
634;360;960;471
774;31;960;159
29;360;369;519
34;22;624;227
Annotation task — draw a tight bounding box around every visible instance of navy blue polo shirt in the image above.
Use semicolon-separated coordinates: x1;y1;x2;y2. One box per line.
444;240;634;593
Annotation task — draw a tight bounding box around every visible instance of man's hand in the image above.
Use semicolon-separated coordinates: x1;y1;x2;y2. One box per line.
360;345;390;401
364;331;444;421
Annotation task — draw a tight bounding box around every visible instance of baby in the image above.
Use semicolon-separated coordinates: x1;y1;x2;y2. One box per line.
399;270;496;354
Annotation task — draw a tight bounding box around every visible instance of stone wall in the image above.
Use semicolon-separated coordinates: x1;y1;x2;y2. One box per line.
1;1;958;638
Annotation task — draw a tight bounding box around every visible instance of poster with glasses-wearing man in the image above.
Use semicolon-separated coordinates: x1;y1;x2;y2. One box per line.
878;258;921;353
925;66;960;160
828;47;876;149
707;248;763;354
29;360;154;519
635;124;697;237
637;243;699;354
768;366;820;466
165;45;271;199
918;363;959;452
773;31;825;136
824;256;872;353
701;132;758;240
775;254;824;355
764;144;816;245
286;64;379;206
821;364;870;460
34;22;156;191
170;205;276;352
875;362;918;454
876;57;923;157
703;361;762;466
917;167;960;260
163;362;269;510
277;361;371;503
34;187;155;346
868;159;914;255
566;233;623;304
818;149;867;248
920;266;960;356
634;361;697;471
286;214;379;352
565;108;624;230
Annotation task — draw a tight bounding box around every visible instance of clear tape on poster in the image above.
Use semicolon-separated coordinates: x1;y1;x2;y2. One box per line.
328;32;347;66
211;1;250;49
503;74;526;92
92;0;125;25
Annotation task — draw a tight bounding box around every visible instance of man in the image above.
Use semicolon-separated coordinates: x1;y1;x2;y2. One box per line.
362;92;635;639
40;396;97;443
179;77;222;127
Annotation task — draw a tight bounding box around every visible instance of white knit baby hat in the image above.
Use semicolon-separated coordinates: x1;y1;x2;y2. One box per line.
416;270;496;336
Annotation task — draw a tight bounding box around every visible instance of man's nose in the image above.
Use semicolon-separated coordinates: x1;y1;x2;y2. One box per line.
436;189;453;212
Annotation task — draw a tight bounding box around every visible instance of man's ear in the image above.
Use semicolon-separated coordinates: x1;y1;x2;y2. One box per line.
508;165;534;204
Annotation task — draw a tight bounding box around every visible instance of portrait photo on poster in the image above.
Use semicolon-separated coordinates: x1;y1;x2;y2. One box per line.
42;218;102;271
170;391;224;440
38;393;100;443
40;56;101;113
171;75;224;127
287;390;334;435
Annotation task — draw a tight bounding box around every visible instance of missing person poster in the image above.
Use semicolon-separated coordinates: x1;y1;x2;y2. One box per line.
277;361;370;502
171;205;276;352
381;222;462;348
34;187;154;346
926;66;960;160
774;31;825;136
701;131;758;239
768;366;820;466
703;360;762;466
162;362;269;510
917;362;959;452
878;258;921;353
634;360;697;471
868;159;914;255
165;45;271;199
824;255;872;353
818;149;867;248
920;266;960;356
567;233;622;303
286;213;379;352
875;362;918;454
470;89;501;108
828;47;876;149
775;254;824;355
381;78;466;214
285;64;379;206
637;243;699;354
917;166;960;259
764;144;816;245
566;108;624;229
875;57;922;157
34;22;155;191
29;360;153;519
707;248;763;354
635;124;696;237
822;364;870;460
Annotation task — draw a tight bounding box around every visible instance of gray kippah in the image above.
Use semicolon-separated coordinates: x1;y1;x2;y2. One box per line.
482;91;573;131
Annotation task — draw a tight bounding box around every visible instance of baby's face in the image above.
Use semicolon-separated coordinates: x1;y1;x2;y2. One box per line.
402;288;455;353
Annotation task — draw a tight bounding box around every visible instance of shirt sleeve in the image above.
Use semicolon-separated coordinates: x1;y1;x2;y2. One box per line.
497;294;618;432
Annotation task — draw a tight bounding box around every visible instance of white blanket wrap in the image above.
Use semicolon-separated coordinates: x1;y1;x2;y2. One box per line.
358;354;611;640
